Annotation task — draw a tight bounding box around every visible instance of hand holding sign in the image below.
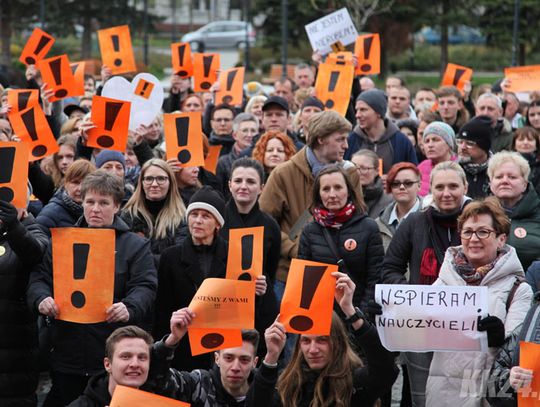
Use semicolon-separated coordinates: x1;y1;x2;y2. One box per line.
264;317;287;365
165;307;196;347
517;341;540;406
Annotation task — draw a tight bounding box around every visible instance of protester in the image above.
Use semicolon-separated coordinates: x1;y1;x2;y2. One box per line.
436;86;470;134
345;88;418;173
251;272;398;406
27;170;157;406
251;130;296;180
245;95;267;131
425;197;532;406
208;104;236;156
376;162;422;251
512;126;540;194
260;96;303;150
293;63;315;89
259;111;361;303
221;158;280;358
173;165;202;206
298;164;382;311
273;77;296;112
457;116;493;199
414;88;437;112
163;74;192;113
67;326;154;407
525;99;540;131
475;93;513;153
294;96;324;143
0;195;48;406
387;86;415;122
417;121;456;196
121;158;187;266
488;151;540;271
36;159;96;231
181;94;204;113
351;149;393;218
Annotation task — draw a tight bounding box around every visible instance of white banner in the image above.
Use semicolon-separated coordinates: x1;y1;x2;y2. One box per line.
304;8;358;55
375;284;489;352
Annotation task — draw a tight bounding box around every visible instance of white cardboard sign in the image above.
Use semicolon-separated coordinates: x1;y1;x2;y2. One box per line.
304;8;358;55
375;284;489;352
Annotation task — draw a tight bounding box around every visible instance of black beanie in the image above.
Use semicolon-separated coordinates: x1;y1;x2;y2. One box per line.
186;186;226;227
457;115;493;155
302;96;324;111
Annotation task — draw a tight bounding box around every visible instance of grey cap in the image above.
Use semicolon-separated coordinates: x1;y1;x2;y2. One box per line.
356;89;387;118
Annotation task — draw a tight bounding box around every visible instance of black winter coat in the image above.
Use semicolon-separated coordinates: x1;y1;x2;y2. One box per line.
221;201;280;359
67;372;110;407
298;212;384;311
154;235;228;371
27;216;157;375
0;215;48;406
36;188;82;232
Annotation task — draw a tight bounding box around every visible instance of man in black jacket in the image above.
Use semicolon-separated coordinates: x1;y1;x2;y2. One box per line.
27;171;157;406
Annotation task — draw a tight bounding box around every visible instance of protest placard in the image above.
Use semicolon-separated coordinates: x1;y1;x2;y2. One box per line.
375;284;489;352
518;341;540;406
304;8;358;55
504;65;540;93
111;385;189;406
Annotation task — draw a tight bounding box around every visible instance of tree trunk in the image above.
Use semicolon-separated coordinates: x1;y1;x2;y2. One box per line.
0;0;12;66
81;3;92;59
440;0;449;77
519;43;526;66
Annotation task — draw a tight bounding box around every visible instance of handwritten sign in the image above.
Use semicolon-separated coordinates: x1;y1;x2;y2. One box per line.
304;8;358;55
375;284;489;352
504;65;540;93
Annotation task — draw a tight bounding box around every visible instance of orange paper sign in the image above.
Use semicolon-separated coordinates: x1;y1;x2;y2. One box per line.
19;27;55;66
504;65;540;93
314;62;354;116
8;104;59;161
518;341;540;406
111;385;190;407
204;145;222;175
70;61;87;96
164;112;205;167
134;78;155;100
326;52;354;66
193;53;220;92
171;42;194;78
354;33;381;75
188;278;255;329
87;96;131;151
98;25;137;75
37;55;80;101
0;142;30;208
216;67;245;106
7;89;39;113
226;227;264;281
441;63;473;94
280;259;337;335
188;328;243;356
52;228;115;324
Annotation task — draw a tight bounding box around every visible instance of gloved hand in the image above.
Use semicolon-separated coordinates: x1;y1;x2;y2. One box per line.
365;300;383;323
0;200;19;231
478;315;505;347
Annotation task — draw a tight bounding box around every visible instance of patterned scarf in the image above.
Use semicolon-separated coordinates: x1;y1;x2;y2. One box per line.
450;246;508;285
312;201;356;229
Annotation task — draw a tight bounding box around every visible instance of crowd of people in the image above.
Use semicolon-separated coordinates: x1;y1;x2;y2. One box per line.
3;43;540;407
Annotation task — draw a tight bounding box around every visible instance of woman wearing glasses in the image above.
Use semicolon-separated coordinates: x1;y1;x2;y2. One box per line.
122;158;186;266
488;151;540;271
351;149;393;218
426;197;532;406
298;165;382;312
376;162;422;252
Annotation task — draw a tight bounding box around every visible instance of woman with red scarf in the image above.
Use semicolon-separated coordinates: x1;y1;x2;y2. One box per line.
298;164;383;312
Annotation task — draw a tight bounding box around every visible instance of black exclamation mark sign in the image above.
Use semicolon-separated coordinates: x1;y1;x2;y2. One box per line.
238;234;254;281
25;36;52;65
18;91;33;111
200;55;213;90
111;35;122;67
175;117;192;163
289;265;327;331
177;45;188;77
325;71;340;109
21;108;47;157
453;69;466;86
71;243;90;309
49;57;67;98
97;102;123;148
360;36;374;73
0;147;16;202
221;70;237;104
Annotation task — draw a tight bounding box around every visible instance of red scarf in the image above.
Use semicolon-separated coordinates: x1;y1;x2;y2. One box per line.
312;201;356;229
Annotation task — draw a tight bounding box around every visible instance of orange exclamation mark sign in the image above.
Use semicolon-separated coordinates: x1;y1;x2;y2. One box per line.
325;71;340;109
19;28;55;66
21;108;48;157
201;55;214;90
354;33;380;75
221;70;238;104
49;58;67;99
134;79;154;99
26;36;52;65
174;117;191;163
71;243;90;309
453;69;466;86
0;148;16;202
98;102;124;148
289;265;327;331
360;36;374;73
111;35;122;67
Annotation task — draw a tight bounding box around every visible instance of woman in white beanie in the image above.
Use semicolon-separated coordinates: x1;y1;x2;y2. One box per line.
417;121;457;196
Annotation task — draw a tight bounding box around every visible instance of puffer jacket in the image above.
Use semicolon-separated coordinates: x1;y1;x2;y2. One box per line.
298;211;384;311
0;215;48;406
36;188;82;232
27;216;157;376
426;245;533;407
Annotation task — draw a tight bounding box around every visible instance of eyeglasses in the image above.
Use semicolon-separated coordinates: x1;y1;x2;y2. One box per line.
356;166;375;174
142;176;169;185
460;229;496;240
390;180;419;189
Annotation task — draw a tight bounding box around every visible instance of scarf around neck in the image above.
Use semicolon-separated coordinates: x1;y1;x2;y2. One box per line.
450;245;508;285
312;201;356;229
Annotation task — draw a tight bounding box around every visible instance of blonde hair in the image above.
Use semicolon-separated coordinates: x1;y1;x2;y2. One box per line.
487;151;530;181
123;159;186;240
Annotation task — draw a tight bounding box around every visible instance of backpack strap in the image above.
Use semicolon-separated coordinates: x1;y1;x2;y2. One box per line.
506;276;527;312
